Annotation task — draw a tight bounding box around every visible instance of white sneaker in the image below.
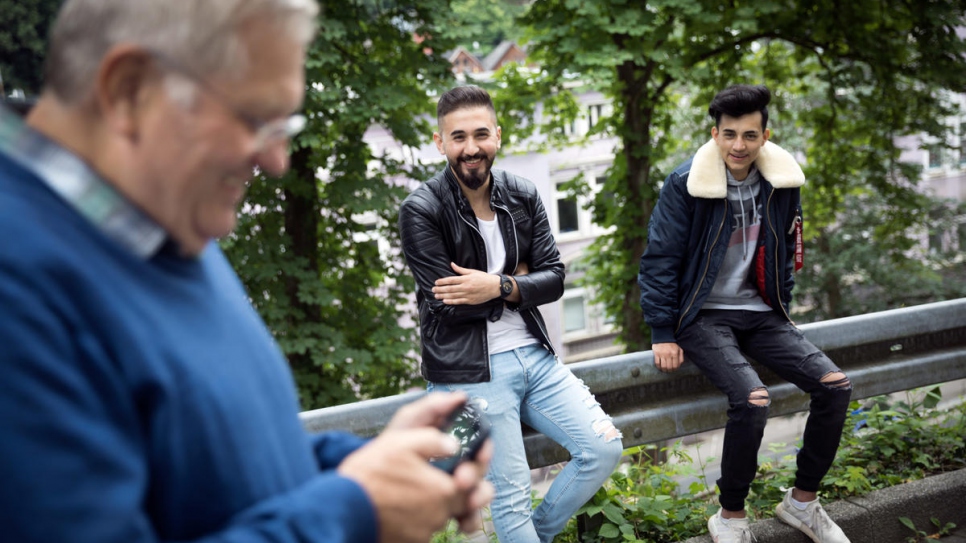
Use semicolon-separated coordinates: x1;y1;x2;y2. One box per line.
708;509;755;543
775;489;851;543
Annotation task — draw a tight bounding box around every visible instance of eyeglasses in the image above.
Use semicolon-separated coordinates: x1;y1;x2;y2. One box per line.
147;49;306;152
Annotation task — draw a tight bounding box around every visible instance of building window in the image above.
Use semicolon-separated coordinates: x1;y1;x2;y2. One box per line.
928;144;943;169
587;104;604;130
563;119;578;137
557;196;579;233
563;296;586;333
551;169;615;237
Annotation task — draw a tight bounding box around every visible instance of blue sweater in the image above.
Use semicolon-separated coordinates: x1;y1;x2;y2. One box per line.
0;147;377;541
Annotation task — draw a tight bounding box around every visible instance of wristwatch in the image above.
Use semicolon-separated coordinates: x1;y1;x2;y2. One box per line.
498;274;513;299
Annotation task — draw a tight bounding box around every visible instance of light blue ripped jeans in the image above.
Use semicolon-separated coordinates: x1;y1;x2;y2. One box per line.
428;343;623;543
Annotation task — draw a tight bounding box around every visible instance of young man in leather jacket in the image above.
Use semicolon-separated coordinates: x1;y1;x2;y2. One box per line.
638;85;853;543
399;85;623;543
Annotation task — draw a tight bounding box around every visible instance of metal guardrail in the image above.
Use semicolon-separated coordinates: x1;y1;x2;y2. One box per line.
300;298;966;469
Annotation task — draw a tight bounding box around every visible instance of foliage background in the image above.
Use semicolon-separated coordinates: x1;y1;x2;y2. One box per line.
3;0;965;409
507;0;966;351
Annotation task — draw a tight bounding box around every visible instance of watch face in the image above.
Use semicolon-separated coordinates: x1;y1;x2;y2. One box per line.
502;278;512;294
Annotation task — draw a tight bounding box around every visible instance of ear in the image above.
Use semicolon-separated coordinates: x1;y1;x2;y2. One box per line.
496;125;502;150
94;46;157;141
433;131;444;154
711;126;719;141
763;127;771;142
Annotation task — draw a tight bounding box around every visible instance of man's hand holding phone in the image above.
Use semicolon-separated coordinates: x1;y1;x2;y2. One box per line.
429;398;491;474
338;392;494;543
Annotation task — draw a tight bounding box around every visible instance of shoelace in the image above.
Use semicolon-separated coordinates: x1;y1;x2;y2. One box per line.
718;518;757;543
810;506;837;534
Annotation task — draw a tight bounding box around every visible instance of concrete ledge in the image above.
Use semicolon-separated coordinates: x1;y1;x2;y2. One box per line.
682;468;966;543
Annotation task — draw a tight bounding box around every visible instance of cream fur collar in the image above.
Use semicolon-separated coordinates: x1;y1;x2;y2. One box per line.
686;139;805;199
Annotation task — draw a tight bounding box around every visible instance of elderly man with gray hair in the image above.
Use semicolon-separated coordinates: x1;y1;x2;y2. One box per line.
0;1;492;542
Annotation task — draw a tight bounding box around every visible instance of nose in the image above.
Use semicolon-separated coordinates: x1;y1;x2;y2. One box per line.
465;139;480;156
733;137;746;151
254;139;291;177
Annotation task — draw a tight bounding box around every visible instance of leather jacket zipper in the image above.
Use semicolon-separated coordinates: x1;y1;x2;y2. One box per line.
492;202;520;272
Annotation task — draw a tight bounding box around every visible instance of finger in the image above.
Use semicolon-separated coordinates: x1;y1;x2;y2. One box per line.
454;479;495;533
456;509;484;535
388;392;468;431
450;262;471;275
451;439;491;492
455;483;492;533
383;427;460;461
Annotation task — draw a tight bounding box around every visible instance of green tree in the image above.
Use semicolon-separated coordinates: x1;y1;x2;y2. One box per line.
0;0;61;96
222;2;459;409
4;0;462;408
509;0;966;350
448;0;528;57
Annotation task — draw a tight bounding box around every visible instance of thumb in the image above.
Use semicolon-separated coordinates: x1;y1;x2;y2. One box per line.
450;262;471;275
384;427;461;461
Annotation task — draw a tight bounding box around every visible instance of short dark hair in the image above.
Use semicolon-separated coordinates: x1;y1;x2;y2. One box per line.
436;85;495;126
708;84;771;130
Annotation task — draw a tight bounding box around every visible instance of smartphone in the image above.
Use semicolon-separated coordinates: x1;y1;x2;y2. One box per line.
430;399;491;474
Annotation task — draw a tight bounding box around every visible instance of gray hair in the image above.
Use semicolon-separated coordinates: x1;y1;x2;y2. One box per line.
44;0;319;104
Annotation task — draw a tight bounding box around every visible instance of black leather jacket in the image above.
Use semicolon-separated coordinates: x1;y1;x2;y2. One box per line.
398;167;565;383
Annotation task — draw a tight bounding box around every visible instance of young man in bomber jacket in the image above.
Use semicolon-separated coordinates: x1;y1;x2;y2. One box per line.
399;85;623;543
638;85;853;543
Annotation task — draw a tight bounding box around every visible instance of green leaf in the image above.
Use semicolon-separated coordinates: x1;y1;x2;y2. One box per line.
599;523;621;538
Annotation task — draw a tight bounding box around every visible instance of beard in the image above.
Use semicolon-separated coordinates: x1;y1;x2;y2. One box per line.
449;152;493;191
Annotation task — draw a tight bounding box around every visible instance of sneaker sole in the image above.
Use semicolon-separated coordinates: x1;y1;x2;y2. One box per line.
776;503;820;543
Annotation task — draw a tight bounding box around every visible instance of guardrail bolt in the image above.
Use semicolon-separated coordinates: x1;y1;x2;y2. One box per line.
631;367;641;378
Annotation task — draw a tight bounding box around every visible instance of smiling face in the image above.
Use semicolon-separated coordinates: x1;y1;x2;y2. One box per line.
131;18;305;255
434;105;501;191
711;111;770;181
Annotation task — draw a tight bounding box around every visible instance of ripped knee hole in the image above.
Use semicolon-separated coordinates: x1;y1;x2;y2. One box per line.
592;419;622;441
748;389;769;407
821;372;851;389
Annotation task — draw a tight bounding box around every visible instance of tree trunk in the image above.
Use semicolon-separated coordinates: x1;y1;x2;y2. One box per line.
283;145;322;372
817;231;842;319
617;61;657;353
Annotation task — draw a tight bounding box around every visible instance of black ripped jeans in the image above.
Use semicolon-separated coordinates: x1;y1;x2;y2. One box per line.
677;309;853;512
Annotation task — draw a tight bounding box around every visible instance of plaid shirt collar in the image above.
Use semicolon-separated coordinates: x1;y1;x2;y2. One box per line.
0;105;167;259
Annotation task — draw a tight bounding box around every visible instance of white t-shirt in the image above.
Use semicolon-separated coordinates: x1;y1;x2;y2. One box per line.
475;215;538;355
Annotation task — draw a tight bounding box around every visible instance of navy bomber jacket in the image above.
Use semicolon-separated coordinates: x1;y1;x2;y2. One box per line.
638;139;806;345
399;166;565;384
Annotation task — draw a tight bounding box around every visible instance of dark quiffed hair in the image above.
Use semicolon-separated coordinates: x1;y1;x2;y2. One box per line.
436;85;495;125
708;84;771;129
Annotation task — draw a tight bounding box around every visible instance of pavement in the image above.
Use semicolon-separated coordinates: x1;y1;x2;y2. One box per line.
942;526;966;542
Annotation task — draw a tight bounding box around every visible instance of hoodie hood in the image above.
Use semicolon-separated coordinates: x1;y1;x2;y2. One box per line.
686;139;805;199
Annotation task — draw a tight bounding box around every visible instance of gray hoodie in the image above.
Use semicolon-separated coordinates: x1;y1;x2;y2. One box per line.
702;165;772;311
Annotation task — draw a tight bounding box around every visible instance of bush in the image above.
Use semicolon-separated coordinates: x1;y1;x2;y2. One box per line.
432;386;966;543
